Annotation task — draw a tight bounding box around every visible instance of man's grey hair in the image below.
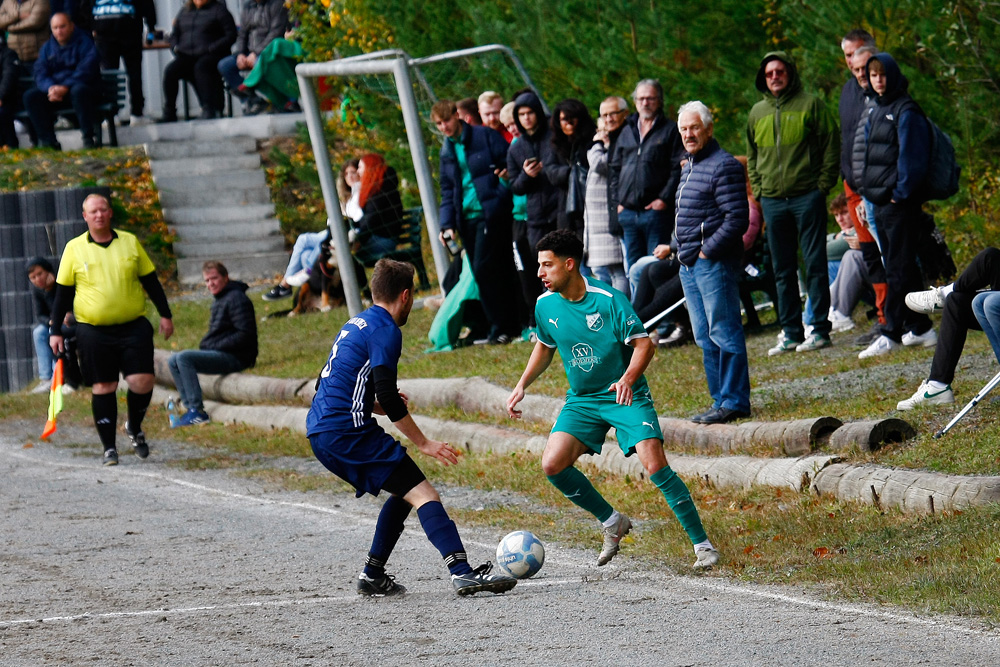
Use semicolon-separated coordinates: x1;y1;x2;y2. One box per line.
842;29;876;48
632;79;663;102
677;101;713;127
602;95;629;111
853;45;878;60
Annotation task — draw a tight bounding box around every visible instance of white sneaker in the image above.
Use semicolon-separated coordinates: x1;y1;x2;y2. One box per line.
905;287;945;314
31;380;51;394
858;334;899;359
829;310;855;333
285;268;311;287
897;381;955;410
129;114;152;127
902;328;938;347
768;331;799;356
693;545;720;570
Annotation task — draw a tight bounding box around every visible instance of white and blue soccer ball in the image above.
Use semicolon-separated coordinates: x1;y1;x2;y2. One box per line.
496;530;545;579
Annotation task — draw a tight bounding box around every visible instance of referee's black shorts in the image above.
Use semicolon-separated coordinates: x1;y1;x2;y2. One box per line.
75;317;155;385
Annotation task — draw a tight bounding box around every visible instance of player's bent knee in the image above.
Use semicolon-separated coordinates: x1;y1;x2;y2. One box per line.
634;438;668;474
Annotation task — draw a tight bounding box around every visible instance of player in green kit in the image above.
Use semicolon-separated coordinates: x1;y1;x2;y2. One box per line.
506;229;720;569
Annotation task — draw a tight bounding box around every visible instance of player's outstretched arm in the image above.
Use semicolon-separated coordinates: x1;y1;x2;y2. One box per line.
507;342;555;419
610;336;655;405
392;413;459;466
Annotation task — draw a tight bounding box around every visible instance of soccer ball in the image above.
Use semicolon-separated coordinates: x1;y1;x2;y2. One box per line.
495;530;545;579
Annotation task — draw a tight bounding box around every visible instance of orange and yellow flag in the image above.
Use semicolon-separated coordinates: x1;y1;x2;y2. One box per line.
40;358;64;440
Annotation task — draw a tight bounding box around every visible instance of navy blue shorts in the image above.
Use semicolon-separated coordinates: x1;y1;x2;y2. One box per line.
309;426;415;498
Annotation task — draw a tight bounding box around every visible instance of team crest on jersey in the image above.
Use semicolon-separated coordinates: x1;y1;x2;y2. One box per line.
586;312;604;331
570;343;600;372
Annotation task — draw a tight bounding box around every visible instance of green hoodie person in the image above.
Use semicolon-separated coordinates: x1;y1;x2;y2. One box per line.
745;51;840;200
747;52;841;354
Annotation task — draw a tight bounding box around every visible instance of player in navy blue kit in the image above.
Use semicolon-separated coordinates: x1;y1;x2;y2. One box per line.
307;259;516;597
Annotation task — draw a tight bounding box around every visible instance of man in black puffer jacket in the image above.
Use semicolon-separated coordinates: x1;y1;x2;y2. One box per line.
160;0;236;121
168;261;257;426
609;78;683;272
857;52;935;360
673;101;750;425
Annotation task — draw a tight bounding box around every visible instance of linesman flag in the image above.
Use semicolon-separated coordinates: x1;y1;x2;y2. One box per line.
41;358;64;440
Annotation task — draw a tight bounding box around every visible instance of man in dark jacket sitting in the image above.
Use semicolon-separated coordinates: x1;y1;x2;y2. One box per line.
168;260;258;427
433;99;520;344
673;101;751;425
23;12;101;149
609;78;683;272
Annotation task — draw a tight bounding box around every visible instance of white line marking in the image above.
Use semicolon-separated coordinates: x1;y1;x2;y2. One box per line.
3;448;996;639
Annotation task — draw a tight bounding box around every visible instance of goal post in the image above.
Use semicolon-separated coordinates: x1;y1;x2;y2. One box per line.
295;45;544;316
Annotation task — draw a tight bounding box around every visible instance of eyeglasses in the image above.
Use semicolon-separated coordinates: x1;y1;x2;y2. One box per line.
765;69;787;78
600;110;627;119
635;96;659;103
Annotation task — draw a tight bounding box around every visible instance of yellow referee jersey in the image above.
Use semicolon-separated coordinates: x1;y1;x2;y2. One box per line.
56;230;156;326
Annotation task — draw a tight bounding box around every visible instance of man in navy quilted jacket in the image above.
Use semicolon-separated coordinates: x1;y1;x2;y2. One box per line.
23;12;100;149
673;101;751;425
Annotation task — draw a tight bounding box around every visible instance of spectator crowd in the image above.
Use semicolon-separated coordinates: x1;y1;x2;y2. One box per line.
13;19;978;428
421;27;966;422
0;0;298;149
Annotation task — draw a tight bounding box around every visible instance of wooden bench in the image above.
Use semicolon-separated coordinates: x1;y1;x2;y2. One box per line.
357;206;431;291
15;69;126;147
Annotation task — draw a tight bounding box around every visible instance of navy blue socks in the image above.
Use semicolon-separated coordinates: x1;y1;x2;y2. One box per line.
417;501;473;576
363;495;412;578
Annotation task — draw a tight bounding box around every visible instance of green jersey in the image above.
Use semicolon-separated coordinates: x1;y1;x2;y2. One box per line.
534;277;649;397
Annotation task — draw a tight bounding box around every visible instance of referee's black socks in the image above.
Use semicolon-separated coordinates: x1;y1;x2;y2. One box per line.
127;390;153;433
92;393;117;451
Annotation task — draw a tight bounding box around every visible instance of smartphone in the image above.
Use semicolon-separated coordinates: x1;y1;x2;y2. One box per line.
525;157;538;166
444;232;460;256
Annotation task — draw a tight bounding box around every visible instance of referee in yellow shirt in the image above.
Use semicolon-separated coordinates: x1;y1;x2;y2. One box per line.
49;194;174;466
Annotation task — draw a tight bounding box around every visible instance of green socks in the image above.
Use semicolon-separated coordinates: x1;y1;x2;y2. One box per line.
547;467;614;523
651;466;708;545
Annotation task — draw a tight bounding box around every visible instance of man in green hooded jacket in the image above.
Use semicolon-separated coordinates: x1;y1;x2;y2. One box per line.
746;51;840;356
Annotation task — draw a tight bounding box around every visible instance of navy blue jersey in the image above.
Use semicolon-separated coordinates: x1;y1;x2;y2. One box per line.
306;305;402;436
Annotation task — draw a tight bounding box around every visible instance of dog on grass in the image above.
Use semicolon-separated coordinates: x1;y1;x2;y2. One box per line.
267;242;368;318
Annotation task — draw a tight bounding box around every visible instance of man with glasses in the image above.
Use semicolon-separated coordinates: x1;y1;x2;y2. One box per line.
583;96;630;294
746;52;839;356
609;79;684;273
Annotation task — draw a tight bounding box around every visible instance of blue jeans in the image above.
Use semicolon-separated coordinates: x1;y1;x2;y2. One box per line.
618;208;666;272
217;54;245;93
167;350;243;412
973;292;1000;364
627;255;658;301
285;230;328;279
761;190;831;340
679;258;751;412
33;323;55;380
591;264;629;297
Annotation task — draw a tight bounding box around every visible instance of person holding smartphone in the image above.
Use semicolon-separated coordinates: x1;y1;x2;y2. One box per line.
506;91;559;331
432;99;521;345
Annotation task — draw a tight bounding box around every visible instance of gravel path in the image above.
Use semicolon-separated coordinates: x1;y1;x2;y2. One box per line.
2;424;997;665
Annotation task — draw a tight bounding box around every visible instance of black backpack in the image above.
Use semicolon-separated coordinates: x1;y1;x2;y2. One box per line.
922;118;960;201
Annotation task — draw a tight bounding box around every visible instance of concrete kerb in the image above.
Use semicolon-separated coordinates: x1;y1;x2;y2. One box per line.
148;349;1000;515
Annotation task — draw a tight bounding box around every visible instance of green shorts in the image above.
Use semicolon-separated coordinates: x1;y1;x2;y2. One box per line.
552;392;663;457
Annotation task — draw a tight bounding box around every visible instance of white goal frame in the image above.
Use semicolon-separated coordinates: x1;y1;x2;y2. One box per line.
295;45;544;315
